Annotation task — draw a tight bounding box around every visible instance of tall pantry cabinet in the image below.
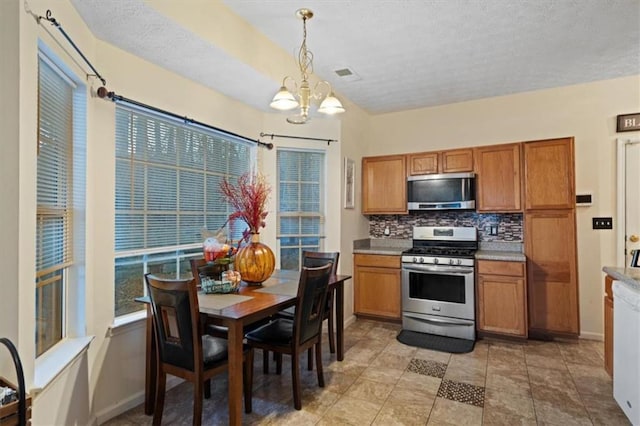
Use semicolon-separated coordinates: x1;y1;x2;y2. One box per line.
523;138;579;336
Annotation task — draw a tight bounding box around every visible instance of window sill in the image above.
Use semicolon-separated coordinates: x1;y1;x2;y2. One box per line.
108;310;147;337
33;335;94;393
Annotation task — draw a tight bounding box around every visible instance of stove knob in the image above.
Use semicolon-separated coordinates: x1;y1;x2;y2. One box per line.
457;259;462;265
449;259;455;265
413;257;418;263
433;258;439;264
419;257;425;263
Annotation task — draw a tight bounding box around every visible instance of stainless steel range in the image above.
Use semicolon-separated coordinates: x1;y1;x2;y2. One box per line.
401;226;478;341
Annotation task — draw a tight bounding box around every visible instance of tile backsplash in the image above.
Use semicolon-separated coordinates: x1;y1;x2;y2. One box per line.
369;211;523;241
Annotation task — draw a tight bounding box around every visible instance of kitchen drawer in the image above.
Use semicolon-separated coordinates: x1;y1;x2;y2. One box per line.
354;253;401;268
477;260;524;277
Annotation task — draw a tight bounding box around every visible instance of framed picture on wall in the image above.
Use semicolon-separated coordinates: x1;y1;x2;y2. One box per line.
344;157;355;209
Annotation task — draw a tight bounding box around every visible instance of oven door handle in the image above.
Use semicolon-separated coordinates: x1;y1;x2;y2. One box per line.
402;265;474;274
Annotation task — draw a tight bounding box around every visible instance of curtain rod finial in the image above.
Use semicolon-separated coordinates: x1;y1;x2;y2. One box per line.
97;86;112;99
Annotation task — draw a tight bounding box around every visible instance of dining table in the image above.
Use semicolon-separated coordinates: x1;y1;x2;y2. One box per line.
137;269;351;426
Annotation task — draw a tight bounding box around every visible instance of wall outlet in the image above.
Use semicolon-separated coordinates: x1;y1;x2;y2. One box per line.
484;225;498;236
592;217;613;230
384;227;390;236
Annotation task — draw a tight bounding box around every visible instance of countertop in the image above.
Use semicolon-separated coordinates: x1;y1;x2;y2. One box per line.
352;238;410;256
475;250;526;262
353;239;525;261
602;266;640;291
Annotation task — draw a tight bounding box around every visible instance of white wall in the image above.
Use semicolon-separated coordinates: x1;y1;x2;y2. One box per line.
364;75;640;339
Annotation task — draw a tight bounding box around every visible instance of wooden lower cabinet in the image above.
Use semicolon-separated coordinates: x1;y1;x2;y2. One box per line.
525;210;579;335
477;260;527;337
354;254;401;320
604;275;613;377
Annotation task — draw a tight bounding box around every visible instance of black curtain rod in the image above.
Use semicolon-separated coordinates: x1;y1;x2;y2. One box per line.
260;132;338;146
97;88;273;150
38;10;107;86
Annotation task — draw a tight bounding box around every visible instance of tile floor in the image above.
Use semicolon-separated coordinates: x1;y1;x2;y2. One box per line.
104;319;630;425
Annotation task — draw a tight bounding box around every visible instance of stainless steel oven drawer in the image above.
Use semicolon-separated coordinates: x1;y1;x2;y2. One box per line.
402;311;475;340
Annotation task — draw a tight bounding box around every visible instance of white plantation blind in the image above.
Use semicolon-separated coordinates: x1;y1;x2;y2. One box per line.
277;149;325;238
36;57;74;279
115;106;253;253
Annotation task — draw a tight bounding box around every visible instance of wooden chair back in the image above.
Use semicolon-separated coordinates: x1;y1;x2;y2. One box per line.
294;264;333;346
302;251;339;275
145;274;201;371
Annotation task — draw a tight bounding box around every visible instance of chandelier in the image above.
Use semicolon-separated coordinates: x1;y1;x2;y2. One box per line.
270;9;345;124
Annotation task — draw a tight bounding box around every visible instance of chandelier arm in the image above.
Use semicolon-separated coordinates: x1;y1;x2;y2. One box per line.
280;75;299;94
312;80;333;100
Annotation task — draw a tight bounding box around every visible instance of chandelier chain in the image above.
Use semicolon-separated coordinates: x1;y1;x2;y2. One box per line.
297;16;313;82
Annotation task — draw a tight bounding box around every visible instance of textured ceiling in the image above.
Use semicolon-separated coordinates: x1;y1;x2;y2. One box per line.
71;0;640;115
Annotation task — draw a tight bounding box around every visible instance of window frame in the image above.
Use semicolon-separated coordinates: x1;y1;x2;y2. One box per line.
276;147;326;271
35;44;87;358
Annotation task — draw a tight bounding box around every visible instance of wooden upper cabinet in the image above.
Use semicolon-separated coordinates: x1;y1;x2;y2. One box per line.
441;149;474;173
408;148;473;175
362;155;407;214
408;152;439;175
474;143;522;212
523;138;575;210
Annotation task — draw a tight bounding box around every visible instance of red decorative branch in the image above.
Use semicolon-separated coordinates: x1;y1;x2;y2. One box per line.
219;172;271;241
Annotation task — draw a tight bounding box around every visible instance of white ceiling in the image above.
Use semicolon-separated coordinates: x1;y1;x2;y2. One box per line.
71;0;640;115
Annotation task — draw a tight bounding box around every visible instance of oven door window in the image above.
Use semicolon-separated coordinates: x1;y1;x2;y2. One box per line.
408;271;466;304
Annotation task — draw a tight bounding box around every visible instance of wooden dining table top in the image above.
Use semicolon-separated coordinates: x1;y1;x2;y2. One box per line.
137;269;350;321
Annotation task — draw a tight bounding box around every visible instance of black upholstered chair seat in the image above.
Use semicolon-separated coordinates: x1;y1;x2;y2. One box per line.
245;319;293;346
202;335;228;365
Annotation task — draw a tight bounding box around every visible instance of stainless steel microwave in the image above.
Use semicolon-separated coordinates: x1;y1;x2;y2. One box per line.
407;172;476;210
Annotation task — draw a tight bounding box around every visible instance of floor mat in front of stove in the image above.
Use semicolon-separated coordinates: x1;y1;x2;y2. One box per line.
397;330;475;354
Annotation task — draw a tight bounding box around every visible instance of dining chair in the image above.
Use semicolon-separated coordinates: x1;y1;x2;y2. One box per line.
244;263;333;410
145;274;253;426
268;251;340;372
189;258;229;337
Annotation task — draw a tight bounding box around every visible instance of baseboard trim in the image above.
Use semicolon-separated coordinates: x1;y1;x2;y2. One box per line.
344;314;356;328
94;376;184;424
579;331;604;341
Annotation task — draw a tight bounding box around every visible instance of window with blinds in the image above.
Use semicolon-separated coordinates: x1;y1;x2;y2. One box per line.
36;55;75;356
114;106;254;316
277;149;325;270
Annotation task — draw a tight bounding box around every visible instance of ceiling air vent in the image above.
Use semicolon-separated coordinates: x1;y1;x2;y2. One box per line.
333;67;361;82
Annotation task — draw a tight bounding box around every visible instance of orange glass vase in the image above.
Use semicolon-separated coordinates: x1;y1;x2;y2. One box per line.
235;233;275;285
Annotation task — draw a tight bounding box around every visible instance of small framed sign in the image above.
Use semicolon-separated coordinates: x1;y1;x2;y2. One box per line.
617;113;640;132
